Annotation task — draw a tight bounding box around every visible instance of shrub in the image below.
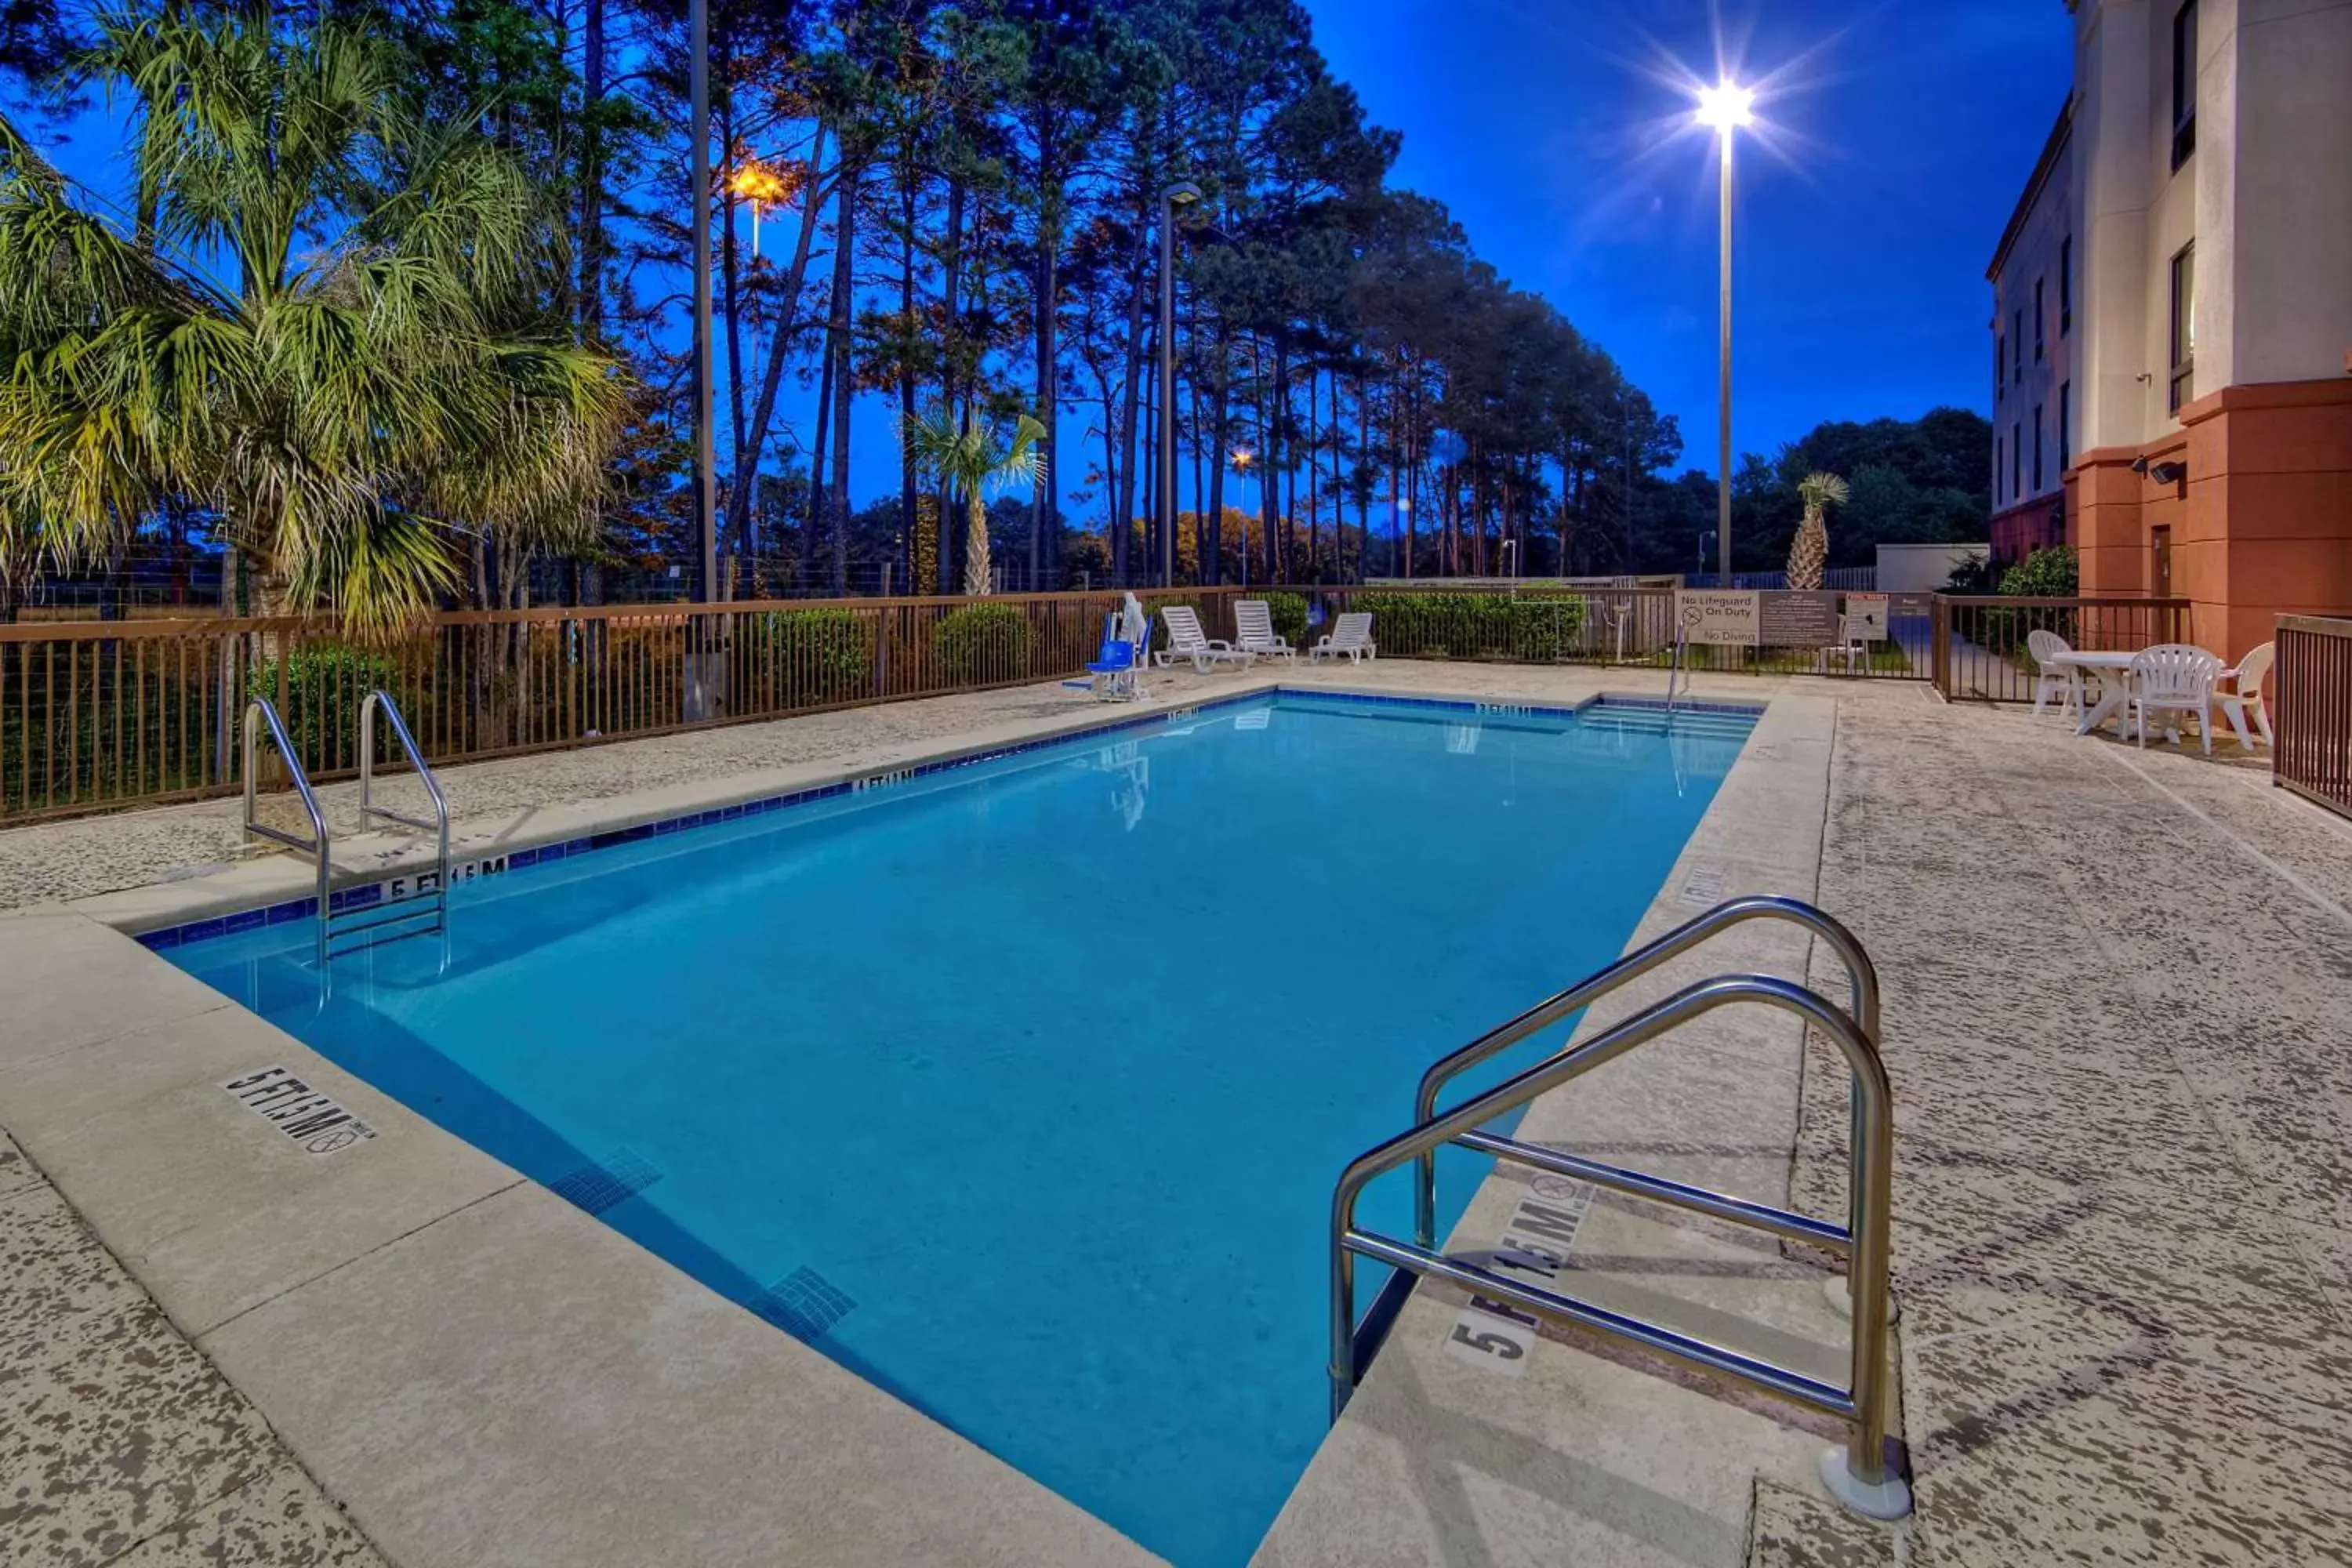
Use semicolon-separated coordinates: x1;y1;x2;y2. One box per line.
747;608;873;705
1980;545;2080;657
1352;591;1587;662
933;601;1036;684
246;644;401;769
1256;590;1309;648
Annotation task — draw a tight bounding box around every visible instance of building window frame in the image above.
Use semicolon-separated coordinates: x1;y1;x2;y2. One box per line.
1995;434;2005;502
1995;332;2005;402
2013;310;2024;383
2172;0;2198;169
2058;380;2071;471
2034;279;2045;361
2032;405;2045;492
2059;237;2072;336
2169;241;2196;415
2011;421;2022;499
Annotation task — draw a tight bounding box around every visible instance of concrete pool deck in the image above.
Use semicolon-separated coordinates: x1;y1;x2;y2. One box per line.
4;660;2349;1566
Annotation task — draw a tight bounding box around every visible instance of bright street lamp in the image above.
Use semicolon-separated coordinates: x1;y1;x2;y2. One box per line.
1695;79;1752;586
1160;180;1202;587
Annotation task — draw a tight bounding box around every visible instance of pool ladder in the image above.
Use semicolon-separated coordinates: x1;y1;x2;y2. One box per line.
1327;895;1911;1522
243;690;451;968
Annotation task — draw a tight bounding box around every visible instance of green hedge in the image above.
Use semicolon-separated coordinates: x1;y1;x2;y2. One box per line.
1352;591;1588;661
1254;591;1309;648
247;646;401;770
746;607;874;705
933;601;1036;683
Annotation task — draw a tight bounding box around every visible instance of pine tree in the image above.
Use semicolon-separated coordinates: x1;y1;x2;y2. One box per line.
1786;472;1849;590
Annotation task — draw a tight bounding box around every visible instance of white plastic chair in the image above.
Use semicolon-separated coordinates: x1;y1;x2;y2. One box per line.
2125;644;2225;754
1309;612;1376;662
1154;604;1252;673
1232;600;1295;661
2209;641;2274;749
2027;628;2083;720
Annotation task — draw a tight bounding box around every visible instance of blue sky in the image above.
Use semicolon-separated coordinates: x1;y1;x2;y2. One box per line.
1302;0;2074;469
29;1;2074;511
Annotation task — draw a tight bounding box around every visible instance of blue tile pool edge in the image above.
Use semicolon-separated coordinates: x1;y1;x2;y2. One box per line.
132;684;1762;953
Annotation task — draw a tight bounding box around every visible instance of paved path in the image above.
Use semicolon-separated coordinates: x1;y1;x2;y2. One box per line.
5;667;2347;1565
1786;682;2352;1565
0;1127;387;1566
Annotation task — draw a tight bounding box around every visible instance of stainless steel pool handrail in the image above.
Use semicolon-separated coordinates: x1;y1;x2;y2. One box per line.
1330;971;1910;1520
343;690;452;958
1410;895;1878;1248
358;691;450;878
242;699;332;969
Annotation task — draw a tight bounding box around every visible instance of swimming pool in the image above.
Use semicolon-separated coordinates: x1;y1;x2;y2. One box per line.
167;691;1756;1566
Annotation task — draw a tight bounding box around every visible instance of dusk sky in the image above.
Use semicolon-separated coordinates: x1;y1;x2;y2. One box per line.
31;0;2078;505
1303;0;2074;469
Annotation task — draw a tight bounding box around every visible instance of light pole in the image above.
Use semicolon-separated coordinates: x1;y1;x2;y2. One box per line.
1229;446;1255;585
690;0;716;606
1695;81;1753;586
1160;181;1202;586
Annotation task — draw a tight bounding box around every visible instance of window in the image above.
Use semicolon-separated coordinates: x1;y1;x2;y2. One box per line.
2011;422;2022;497
1995;434;2005;501
2059;381;2071;470
2034;279;2045;360
2152;526;2173;597
2169;241;2196;414
2059;237;2073;335
2033;407;2045;491
1995;334;2005;401
2172;1;2198;169
2013;310;2024;383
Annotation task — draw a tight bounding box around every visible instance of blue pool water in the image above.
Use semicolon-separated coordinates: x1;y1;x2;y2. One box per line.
171;692;1754;1565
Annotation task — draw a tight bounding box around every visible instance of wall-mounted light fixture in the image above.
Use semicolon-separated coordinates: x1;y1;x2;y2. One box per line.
2147;460;2188;485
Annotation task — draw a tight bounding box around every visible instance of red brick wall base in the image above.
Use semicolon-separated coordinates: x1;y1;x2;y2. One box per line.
2063;377;2352;662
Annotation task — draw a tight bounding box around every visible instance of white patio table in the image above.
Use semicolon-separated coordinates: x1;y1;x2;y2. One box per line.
2047;649;2144;736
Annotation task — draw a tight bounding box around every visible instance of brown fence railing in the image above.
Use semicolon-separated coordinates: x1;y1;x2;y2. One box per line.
1306;585;1935;679
1932;596;2191;703
0;588;1252;823
2275;615;2352;821
6;582;2100;825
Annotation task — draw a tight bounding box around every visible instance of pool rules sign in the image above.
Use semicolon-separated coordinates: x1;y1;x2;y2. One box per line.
1675;590;1759;647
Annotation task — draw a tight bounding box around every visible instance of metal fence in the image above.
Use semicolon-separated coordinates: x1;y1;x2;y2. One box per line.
2275;615;2352;821
10;584;2196;824
0;589;1251;822
1931;597;2191;703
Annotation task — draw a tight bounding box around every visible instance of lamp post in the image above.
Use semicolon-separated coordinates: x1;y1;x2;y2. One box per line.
1160;181;1202;586
1230;446;1256;586
690;0;716;607
1695;81;1753;586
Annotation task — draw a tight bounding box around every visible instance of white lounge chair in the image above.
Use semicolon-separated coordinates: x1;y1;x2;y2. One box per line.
2210;641;2274;749
2027;628;2084;720
2125;643;2224;753
1155;604;1252;673
1310;612;1376;662
1233;600;1295;661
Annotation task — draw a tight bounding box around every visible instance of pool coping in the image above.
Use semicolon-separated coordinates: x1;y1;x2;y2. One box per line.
3;670;1784;1568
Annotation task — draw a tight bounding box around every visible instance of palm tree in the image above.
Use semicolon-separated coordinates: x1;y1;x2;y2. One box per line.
0;9;625;639
898;405;1046;596
1786;471;1850;591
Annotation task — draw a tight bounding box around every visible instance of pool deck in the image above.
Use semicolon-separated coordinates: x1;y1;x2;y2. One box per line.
3;659;2348;1566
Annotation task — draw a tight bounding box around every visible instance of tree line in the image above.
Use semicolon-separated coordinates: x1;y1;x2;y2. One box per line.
0;0;1988;623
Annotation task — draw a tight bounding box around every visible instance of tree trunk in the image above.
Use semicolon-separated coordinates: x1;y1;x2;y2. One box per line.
1112;207;1149;584
898;162;919;592
938;176;967;593
826;163;858;595
963;492;991;597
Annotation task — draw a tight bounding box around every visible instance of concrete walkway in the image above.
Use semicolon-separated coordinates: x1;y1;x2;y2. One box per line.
4;666;2348;1566
1783;681;2352;1565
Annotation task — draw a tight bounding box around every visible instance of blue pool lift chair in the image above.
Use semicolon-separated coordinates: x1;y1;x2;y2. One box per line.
1065;608;1145;702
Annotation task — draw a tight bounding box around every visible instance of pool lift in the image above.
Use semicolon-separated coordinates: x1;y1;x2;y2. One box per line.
242;690;452;974
1065;593;1151;702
